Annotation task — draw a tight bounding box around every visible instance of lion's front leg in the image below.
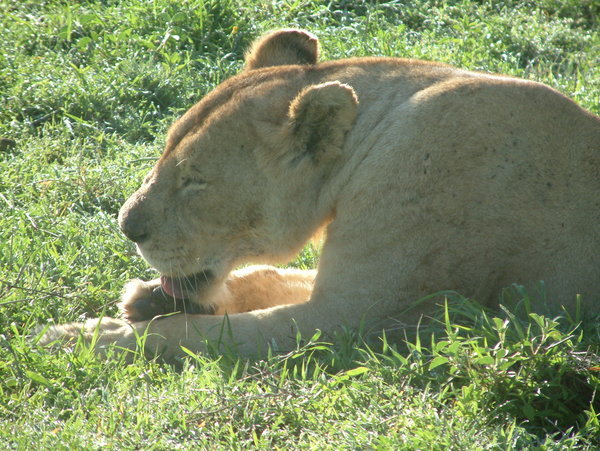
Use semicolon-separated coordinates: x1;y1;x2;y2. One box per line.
214;265;315;315
119;265;316;322
36;266;316;360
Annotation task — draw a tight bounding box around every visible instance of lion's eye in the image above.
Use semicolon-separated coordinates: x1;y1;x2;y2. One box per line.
181;177;207;190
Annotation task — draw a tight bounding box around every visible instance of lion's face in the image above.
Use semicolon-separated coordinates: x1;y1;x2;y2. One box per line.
118;30;358;301
119;88;275;298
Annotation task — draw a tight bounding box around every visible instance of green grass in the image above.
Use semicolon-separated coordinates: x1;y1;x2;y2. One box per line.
1;0;599;447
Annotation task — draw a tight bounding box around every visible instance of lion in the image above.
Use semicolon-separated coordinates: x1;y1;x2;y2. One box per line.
38;29;600;361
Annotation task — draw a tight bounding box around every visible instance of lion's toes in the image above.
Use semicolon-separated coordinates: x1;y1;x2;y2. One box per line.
35;317;129;347
120;280;171;321
119;279;213;322
35;322;82;347
121;290;174;322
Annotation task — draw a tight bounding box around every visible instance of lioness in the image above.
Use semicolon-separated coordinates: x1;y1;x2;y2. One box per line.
39;29;599;360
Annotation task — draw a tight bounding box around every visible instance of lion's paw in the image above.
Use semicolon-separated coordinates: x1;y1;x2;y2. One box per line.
35;317;136;352
120;278;172;322
120;278;213;322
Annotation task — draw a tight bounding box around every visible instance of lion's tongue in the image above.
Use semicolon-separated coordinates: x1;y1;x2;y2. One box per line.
160;275;186;299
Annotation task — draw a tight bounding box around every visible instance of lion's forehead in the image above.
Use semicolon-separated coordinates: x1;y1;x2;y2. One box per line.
162;68;307;159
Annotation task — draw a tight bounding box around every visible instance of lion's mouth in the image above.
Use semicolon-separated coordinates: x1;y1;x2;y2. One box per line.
160;270;214;300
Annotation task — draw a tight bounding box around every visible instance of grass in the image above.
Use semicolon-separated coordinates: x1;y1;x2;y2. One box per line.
1;0;599;448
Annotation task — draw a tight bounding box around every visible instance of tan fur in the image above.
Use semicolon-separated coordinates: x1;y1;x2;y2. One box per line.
245;28;319;70
39;29;600;361
119;266;314;318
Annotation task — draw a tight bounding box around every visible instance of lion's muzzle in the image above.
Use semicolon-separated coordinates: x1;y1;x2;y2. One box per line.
119;191;150;244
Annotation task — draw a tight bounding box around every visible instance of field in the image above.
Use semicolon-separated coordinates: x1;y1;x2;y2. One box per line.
1;0;599;448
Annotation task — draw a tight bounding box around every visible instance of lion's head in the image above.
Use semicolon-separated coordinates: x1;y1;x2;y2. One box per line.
118;30;358;302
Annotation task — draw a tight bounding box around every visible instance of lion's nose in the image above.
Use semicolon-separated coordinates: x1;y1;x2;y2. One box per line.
118;205;149;244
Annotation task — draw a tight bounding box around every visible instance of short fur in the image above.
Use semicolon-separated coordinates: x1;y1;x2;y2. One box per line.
39;29;600;360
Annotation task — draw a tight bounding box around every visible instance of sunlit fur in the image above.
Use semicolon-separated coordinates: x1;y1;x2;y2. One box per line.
40;29;600;361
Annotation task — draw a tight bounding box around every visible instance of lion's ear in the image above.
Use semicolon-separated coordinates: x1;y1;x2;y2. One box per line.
245;29;319;70
286;81;358;165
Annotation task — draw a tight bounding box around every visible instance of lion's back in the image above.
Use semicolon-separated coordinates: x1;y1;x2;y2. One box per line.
336;67;600;311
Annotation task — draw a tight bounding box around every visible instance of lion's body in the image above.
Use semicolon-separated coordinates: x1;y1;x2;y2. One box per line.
40;30;599;360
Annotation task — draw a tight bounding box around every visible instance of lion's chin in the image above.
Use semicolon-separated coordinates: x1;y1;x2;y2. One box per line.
160;270;214;300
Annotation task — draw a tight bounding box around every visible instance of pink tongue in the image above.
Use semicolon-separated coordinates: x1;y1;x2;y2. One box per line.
160;275;186;299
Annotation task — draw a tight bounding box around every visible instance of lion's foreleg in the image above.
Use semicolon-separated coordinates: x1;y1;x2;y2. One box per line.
215;265;316;314
118;265;316;322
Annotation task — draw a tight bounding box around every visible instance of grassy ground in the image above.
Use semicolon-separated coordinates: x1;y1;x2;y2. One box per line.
1;0;599;448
